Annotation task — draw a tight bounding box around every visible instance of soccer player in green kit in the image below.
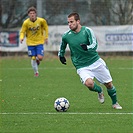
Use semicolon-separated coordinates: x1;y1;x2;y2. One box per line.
58;12;122;109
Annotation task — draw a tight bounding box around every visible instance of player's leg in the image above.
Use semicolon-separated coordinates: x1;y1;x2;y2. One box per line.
104;82;116;104
28;46;39;77
84;78;102;93
36;44;44;65
94;58;122;109
31;56;39;77
104;82;122;109
85;78;104;104
77;67;104;103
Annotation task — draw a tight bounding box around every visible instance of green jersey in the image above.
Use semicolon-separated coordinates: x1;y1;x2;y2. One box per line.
58;26;100;69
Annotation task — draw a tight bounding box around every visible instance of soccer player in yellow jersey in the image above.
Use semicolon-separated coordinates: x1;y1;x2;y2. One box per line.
20;6;48;77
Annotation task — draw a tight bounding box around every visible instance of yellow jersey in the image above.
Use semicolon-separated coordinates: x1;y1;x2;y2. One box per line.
20;17;48;46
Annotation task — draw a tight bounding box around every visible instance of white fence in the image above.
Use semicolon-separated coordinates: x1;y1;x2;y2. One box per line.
0;25;133;52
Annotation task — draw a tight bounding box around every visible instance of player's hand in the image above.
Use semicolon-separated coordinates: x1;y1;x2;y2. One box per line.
59;56;66;65
45;39;48;45
80;44;88;51
20;39;23;43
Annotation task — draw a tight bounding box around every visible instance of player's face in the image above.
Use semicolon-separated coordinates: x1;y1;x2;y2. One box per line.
28;11;37;21
67;16;80;32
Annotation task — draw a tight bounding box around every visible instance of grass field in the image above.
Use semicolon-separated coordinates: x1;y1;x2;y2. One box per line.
0;55;133;133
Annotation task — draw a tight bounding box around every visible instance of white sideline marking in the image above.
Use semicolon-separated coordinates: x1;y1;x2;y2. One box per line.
0;112;133;115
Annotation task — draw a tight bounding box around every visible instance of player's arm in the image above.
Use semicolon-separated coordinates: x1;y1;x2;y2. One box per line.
80;28;97;51
19;22;27;43
58;36;67;65
42;19;48;44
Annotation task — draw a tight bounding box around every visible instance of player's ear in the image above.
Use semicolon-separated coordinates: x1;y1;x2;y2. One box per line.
77;20;80;24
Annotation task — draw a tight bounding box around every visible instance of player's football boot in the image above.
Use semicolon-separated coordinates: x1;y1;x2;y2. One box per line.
98;91;104;104
112;102;122;109
34;72;39;77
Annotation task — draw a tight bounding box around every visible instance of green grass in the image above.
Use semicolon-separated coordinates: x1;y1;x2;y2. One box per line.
0;55;133;133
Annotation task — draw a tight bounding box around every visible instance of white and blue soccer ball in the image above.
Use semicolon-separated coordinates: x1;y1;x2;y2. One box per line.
54;97;70;112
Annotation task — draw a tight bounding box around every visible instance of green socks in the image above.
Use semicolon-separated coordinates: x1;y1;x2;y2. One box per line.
107;86;117;104
88;83;102;93
88;83;117;105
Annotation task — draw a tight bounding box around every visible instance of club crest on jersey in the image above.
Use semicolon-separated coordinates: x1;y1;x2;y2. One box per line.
29;24;40;34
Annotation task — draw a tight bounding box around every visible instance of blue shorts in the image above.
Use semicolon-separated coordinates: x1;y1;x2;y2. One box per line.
27;44;44;57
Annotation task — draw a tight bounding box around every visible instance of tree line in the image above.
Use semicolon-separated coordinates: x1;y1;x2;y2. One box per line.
0;0;133;29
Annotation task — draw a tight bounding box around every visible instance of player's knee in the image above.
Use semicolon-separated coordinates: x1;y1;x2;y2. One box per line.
84;78;94;89
39;58;43;61
37;55;43;61
104;82;113;89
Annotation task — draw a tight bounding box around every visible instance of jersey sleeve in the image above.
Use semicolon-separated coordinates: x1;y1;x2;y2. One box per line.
85;27;98;50
42;19;48;40
19;21;27;40
58;35;67;57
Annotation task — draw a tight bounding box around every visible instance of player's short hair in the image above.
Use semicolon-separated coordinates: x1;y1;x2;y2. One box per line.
68;12;80;21
27;6;37;14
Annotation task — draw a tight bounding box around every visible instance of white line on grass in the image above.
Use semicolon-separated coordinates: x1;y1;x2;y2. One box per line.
3;67;133;70
3;67;75;70
0;112;133;115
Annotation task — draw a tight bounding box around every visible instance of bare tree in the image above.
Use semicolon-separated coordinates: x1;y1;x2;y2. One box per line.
4;0;16;28
110;0;133;25
86;0;133;25
1;0;133;28
86;0;111;25
45;0;79;25
1;0;36;29
0;0;2;29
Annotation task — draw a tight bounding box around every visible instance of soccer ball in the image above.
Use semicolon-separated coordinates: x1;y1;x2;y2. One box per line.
54;97;70;112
